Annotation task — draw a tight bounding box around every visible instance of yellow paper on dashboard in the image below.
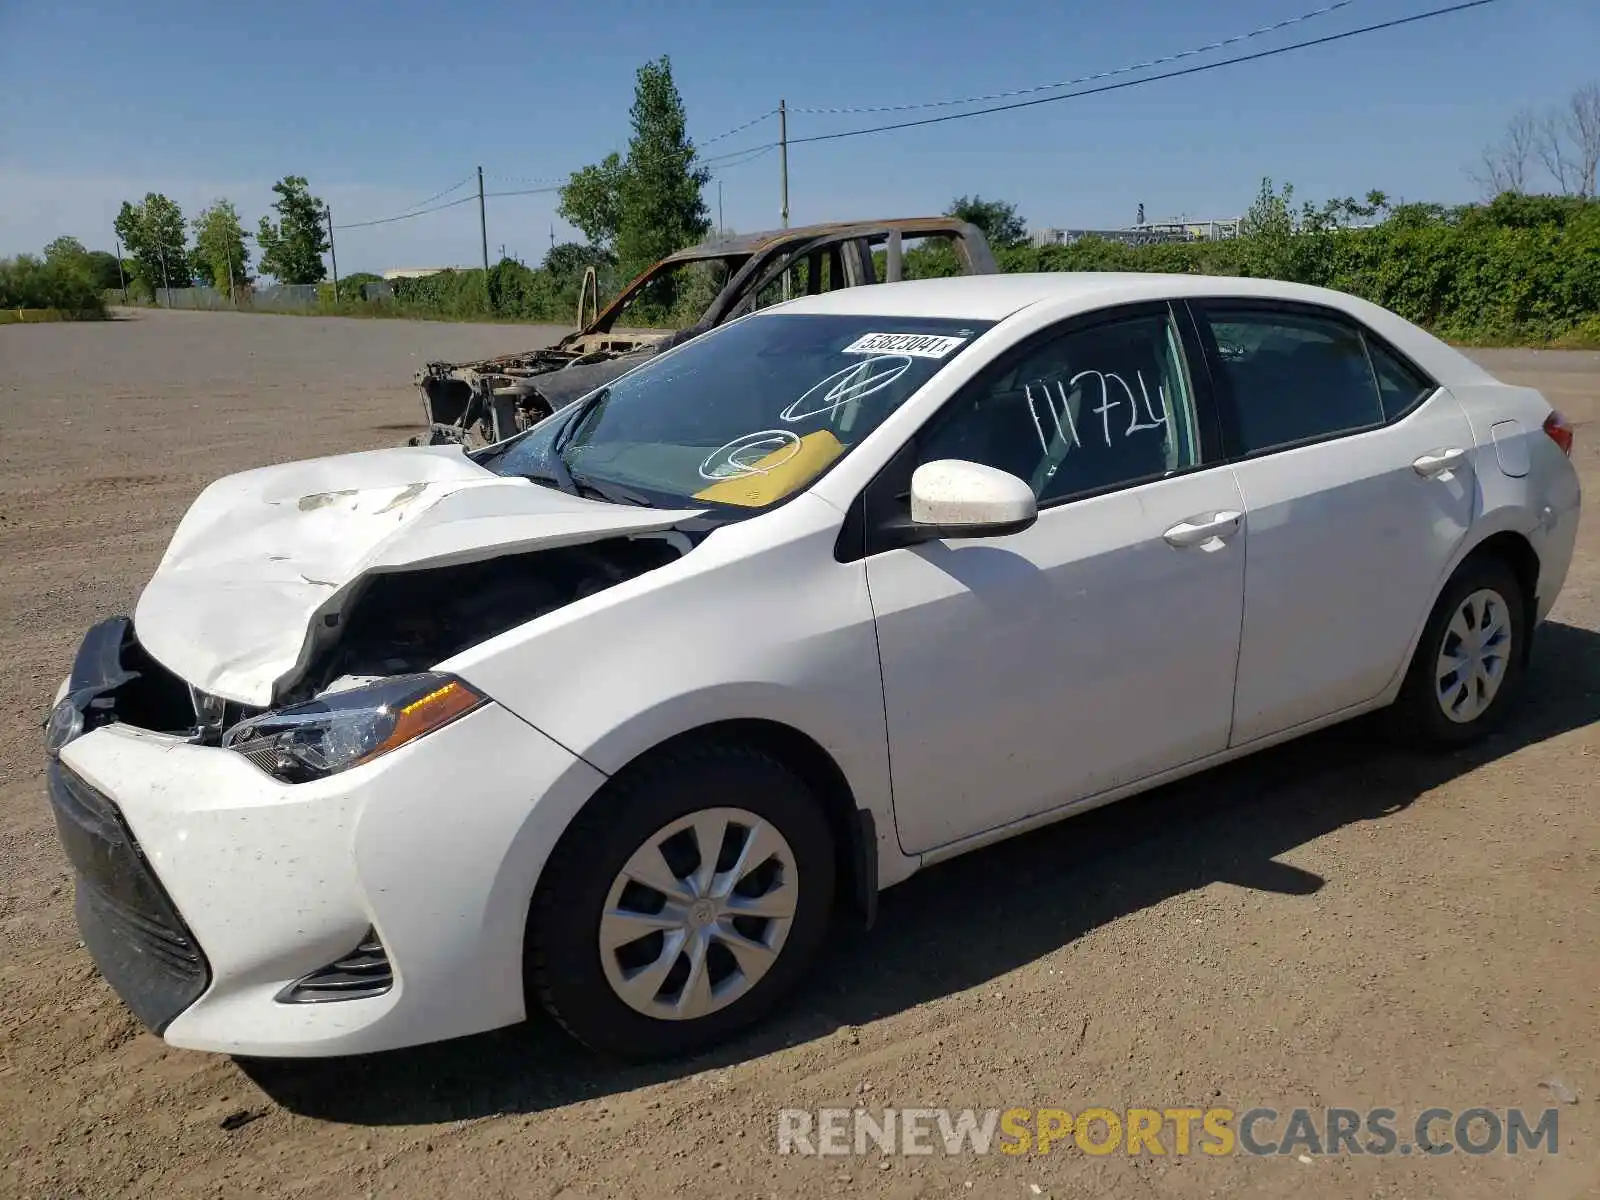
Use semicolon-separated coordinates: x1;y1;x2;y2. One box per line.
692;430;845;507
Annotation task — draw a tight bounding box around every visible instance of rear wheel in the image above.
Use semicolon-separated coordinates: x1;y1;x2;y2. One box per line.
1385;557;1527;748
527;743;835;1059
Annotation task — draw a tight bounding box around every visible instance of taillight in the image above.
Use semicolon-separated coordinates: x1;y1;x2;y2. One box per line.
1543;410;1574;457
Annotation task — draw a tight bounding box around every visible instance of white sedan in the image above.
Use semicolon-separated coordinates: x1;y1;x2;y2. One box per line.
44;273;1581;1060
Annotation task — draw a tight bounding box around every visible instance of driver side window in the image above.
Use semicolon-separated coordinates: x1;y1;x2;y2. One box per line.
916;308;1201;505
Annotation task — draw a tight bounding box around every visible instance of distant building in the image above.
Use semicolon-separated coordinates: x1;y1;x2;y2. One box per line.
380;267;463;281
1031;218;1241;248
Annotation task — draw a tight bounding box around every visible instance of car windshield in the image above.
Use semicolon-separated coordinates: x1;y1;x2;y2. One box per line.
480;312;992;511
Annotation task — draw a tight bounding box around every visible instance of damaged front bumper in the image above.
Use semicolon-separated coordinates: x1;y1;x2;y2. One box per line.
45;619;608;1057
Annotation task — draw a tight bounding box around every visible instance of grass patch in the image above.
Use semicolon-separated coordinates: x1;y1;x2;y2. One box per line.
0;308;111;324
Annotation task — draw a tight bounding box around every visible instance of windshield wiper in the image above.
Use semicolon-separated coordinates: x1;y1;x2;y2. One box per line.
553;387;609;458
521;460;578;496
518;388;651;506
517;390;606;496
571;474;652;507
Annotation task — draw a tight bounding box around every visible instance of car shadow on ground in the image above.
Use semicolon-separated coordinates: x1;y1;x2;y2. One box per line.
240;619;1600;1126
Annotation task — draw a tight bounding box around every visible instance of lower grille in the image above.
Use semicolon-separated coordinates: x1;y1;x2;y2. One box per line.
47;761;209;1032
276;929;394;1003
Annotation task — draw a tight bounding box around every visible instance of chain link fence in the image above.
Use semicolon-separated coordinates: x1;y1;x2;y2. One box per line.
109;281;395;311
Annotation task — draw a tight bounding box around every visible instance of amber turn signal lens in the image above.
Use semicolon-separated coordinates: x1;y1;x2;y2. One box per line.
364;679;486;762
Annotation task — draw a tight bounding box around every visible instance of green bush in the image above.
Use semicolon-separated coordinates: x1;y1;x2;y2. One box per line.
0;255;108;316
387;259;622;324
222;190;1597;347
996;192;1599;346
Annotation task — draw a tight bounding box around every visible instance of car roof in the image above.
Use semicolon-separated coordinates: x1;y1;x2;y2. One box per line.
773;272;1372;320
773;272;1497;385
665;217;981;262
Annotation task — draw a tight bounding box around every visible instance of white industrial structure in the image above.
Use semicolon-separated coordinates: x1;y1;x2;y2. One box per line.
1031;218;1242;247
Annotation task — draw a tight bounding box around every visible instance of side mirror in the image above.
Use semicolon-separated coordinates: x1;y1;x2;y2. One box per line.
905;459;1037;541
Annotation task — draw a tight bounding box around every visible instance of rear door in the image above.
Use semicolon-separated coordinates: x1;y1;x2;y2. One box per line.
1188;300;1477;745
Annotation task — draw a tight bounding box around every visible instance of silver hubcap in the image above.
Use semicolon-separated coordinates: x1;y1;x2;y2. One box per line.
1435;588;1512;724
598;807;798;1021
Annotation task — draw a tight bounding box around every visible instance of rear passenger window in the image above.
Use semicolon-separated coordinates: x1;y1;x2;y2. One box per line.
1202;309;1385;454
1366;337;1434;420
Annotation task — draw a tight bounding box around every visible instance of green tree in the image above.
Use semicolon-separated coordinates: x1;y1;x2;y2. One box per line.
38;239;124;291
0;254;106;313
946;195;1028;248
257;175;329;284
558;154;625;252
613;57;711;279
335;271;384;302
560;57;710;279
43;236;90;271
192;199;252;293
114;193;191;297
544;240;614;278
83;250;125;291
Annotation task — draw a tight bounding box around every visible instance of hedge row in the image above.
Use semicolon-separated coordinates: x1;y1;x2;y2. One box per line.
982;194;1600;345
299;193;1600;347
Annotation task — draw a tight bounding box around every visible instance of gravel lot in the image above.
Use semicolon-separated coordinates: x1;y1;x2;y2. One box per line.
1;308;1596;1199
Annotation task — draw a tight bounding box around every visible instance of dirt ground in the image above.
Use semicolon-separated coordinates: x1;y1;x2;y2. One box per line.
1;308;1596;1200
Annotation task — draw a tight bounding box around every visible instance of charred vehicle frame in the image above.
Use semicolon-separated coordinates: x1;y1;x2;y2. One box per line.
411;217;997;446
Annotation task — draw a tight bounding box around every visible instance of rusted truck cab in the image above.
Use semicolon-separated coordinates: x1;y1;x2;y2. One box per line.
413;218;997;446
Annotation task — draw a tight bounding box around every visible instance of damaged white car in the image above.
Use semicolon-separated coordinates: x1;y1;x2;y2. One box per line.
45;274;1580;1060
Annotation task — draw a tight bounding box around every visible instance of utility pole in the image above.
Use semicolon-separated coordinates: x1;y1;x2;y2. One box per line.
325;204;340;298
477;166;490;311
779;98;790;300
226;245;236;305
778;98;789;229
718;179;724;237
477;168;490;270
113;233;127;303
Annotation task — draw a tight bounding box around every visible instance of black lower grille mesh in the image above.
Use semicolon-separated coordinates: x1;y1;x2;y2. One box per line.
48;762;209;1032
276;929;394;1003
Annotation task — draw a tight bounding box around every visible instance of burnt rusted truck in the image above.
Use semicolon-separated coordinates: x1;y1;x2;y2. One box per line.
411;217;997;446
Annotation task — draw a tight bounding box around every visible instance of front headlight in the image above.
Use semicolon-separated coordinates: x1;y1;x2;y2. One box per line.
222;673;486;783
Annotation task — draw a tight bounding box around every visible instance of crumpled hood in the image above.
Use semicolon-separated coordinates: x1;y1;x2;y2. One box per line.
133;444;699;706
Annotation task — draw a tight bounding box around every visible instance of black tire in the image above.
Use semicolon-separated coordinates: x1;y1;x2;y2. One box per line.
527;742;835;1060
1384;555;1528;749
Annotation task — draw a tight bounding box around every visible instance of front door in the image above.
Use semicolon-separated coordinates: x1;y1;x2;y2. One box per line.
861;305;1248;854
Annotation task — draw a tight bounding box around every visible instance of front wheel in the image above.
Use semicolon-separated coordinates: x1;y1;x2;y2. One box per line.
527;744;835;1059
1385;557;1527;748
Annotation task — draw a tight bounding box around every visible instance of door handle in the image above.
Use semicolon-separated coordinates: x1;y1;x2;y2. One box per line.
1163;510;1243;548
1413;447;1467;478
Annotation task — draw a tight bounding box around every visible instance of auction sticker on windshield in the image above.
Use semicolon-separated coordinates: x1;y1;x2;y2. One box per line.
841;332;968;358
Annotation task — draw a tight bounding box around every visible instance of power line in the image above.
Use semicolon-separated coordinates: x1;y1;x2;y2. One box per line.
703;143;777;171
332;192;477;230
698;108;778;148
486;172;568;188
335;184;564;229
791;0;1362;116
326;1;1497;235
484;185;564;198
789;0;1503;146
398;175;472;212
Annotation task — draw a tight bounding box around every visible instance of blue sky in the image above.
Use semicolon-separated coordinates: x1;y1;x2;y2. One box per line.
1;0;1595;276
